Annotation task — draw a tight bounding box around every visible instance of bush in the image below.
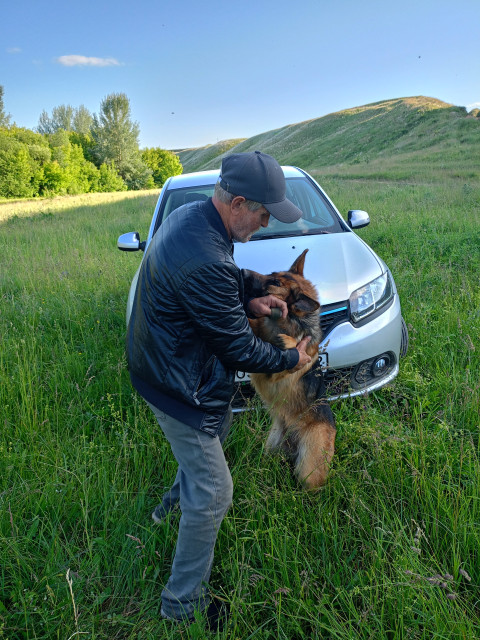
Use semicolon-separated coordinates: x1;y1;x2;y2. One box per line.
40;161;70;196
119;155;154;190
0;145;37;198
0;128;51;198
141;147;183;187
97;163;127;192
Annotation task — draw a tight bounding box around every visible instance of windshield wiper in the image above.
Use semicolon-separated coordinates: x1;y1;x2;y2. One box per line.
252;229;336;240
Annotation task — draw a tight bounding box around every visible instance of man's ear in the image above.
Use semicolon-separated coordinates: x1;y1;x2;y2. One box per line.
230;195;246;215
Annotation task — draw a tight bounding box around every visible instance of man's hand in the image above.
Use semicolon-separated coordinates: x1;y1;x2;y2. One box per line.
289;335;312;373
248;295;288;319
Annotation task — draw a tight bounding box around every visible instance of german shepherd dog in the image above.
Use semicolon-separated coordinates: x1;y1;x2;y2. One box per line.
243;249;336;489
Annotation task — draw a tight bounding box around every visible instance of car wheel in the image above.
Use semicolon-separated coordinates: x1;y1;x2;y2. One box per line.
400;317;409;357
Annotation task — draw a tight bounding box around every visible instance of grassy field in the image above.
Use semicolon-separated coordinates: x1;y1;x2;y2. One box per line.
1;172;479;639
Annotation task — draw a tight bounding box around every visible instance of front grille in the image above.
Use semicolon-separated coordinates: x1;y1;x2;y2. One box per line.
231;381;257;411
323;366;354;397
233;365;355;411
233;352;397;410
320;302;349;337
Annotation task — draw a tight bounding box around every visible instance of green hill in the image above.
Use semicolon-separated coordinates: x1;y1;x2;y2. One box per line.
174;139;245;173
177;96;480;182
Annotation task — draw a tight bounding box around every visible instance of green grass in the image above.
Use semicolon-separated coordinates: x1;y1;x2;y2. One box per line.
1;172;479;639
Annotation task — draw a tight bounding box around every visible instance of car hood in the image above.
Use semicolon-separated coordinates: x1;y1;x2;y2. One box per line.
233;232;383;305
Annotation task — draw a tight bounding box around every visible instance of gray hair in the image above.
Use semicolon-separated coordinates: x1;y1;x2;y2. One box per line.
214;180;264;212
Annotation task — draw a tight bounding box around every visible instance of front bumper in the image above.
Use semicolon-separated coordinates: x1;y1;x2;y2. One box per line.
233;294;403;410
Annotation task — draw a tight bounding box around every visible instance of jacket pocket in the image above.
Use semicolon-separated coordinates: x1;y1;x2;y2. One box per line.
192;355;217;405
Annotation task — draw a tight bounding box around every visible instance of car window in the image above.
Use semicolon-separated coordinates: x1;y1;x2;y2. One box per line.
161;186;215;222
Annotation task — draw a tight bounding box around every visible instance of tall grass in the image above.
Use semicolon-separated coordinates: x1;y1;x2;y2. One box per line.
1;175;479;639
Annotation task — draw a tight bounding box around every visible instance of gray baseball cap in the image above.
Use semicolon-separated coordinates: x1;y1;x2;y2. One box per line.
219;151;303;223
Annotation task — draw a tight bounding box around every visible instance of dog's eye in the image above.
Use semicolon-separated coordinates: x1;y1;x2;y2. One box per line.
266;278;281;287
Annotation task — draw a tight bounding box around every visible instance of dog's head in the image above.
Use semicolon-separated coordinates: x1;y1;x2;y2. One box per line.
243;249;321;341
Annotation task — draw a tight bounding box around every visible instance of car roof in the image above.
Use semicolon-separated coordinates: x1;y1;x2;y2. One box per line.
166;166;305;189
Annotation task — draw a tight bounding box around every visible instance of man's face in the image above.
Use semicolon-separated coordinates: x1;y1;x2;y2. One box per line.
231;203;270;243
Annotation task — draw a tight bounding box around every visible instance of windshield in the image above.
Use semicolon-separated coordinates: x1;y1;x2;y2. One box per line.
158;176;344;238
253;177;343;239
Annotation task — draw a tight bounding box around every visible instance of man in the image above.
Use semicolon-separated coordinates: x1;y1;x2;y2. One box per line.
126;151;311;627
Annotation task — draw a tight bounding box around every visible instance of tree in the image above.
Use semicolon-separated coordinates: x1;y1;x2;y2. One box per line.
37;104;75;134
52;105;75;131
91;93;152;189
43;129;116;195
37;110;54;135
141;147;182;187
0;85;11;128
37;104;92;135
72;105;93;135
0;122;128;198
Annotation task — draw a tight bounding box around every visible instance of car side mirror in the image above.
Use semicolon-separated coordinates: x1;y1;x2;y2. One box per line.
117;232;146;252
347;210;370;229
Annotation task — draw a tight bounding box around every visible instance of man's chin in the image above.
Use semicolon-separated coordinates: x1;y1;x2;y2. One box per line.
234;229;259;243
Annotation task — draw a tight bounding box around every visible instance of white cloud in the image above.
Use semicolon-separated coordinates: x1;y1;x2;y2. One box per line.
466;102;480;112
56;55;122;67
7;47;22;54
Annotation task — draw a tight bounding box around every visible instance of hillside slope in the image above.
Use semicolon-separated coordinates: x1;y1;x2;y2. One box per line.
178;97;480;180
174;139;245;173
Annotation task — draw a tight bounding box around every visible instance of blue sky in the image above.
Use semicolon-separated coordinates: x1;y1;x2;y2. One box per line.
2;0;480;150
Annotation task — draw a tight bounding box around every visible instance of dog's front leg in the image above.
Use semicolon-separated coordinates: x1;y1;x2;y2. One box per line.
265;418;285;452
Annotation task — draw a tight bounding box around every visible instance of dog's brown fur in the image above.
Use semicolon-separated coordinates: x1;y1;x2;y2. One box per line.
244;249;336;489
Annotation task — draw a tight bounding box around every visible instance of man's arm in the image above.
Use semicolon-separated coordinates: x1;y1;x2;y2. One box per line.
177;262;299;373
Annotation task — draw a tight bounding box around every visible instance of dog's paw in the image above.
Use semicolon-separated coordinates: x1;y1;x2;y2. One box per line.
277;333;297;349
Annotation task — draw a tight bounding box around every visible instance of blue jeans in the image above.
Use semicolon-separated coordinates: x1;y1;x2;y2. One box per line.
147;402;233;621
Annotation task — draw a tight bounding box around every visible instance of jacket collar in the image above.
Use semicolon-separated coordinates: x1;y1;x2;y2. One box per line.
203;198;233;252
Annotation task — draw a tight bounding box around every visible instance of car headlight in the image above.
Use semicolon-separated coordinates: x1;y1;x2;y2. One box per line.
350;271;394;323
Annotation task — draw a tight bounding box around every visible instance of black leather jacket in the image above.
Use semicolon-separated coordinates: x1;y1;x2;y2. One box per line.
127;198;298;436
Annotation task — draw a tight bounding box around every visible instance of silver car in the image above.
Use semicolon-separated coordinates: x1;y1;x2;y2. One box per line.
118;166;408;408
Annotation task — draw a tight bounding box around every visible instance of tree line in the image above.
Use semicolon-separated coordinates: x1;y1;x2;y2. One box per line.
0;86;182;199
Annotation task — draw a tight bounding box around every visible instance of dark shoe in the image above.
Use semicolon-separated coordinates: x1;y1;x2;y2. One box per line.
152;501;179;524
161;600;229;630
203;599;229;632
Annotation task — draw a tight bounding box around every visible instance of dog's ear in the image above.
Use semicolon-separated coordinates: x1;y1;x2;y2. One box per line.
289;249;309;276
291;293;320;316
242;269;270;298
